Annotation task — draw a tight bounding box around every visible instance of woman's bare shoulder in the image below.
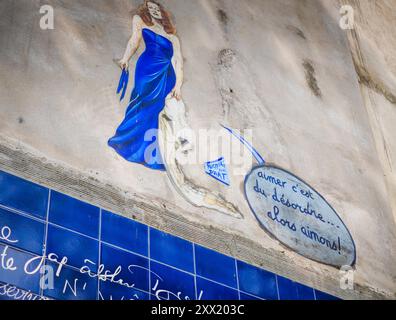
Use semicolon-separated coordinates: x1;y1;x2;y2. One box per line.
132;14;144;26
170;34;180;44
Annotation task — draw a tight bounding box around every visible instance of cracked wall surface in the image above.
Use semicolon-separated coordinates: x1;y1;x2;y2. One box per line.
341;0;396;226
0;0;395;299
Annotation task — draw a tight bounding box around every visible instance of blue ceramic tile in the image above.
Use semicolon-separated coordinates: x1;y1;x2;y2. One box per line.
100;243;149;293
151;261;195;300
279;278;317;301
44;261;98;300
196;277;239;300
0;170;48;219
0;282;47;301
296;283;316;300
150;228;194;273
49;191;99;239
99;280;150;301
277;276;299;300
315;290;340;300
240;292;263;300
101;210;148;256
0;244;41;294
46;224;99;272
195;245;237;288
237;261;278;300
0;208;45;255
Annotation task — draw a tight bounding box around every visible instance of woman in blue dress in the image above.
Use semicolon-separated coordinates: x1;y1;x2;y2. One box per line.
109;1;183;170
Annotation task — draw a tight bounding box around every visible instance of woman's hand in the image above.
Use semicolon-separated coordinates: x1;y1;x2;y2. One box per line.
172;85;182;100
118;59;129;70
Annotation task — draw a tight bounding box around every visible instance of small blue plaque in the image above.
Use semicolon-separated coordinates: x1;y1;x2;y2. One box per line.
205;157;230;186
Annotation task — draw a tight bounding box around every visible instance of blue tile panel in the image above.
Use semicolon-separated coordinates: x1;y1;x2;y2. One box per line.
0;171;48;219
0;244;41;295
99;280;149;301
0;169;340;300
49;191;100;239
239;292;263;300
150;228;194;273
44;261;98;300
277;276;316;300
315;290;342;300
46;224;99;272
196;277;239;300
237;260;279;300
0;207;45;255
101;210;148;256
150;261;195;300
195;244;237;288
100;243;149;293
0;281;50;301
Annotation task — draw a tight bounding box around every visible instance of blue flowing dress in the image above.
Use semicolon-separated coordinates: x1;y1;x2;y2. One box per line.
108;28;176;171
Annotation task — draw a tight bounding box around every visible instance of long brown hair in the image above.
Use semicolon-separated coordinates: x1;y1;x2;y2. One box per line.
136;0;176;35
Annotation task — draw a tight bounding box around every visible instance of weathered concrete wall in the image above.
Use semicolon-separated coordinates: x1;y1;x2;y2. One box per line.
342;0;396;224
0;0;395;299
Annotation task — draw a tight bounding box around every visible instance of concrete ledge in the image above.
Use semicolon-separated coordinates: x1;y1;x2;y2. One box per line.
0;135;390;300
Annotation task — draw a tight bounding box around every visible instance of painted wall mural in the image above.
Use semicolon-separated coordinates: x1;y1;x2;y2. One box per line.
3;0;395;299
109;1;181;171
110;0;242;218
107;1;355;267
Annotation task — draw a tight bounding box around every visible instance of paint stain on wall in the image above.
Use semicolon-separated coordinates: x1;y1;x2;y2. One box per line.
217;8;228;26
218;48;236;69
217;49;237;120
287;25;306;40
302;59;322;98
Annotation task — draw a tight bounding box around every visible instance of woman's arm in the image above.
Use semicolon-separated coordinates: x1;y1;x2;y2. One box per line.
171;36;184;100
118;15;143;69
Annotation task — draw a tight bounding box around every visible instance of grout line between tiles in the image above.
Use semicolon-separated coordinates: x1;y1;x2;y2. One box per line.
96;208;102;300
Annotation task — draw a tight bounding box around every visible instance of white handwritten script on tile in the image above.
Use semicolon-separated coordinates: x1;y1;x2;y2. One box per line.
0;225;198;300
244;165;356;267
